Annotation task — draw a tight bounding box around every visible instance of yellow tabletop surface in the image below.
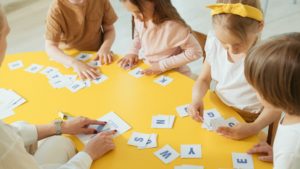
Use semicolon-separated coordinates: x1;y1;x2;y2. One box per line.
0;51;272;169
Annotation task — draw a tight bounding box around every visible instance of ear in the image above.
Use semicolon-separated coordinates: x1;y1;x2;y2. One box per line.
257;21;264;33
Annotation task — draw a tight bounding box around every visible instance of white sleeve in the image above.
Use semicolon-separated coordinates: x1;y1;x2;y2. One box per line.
0;121;40;169
204;31;217;65
56;152;93;169
11;121;38;146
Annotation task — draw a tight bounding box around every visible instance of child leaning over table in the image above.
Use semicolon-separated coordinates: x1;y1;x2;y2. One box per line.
45;0;118;80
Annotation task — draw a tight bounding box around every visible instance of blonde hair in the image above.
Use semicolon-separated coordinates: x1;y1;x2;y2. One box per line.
245;32;300;115
213;0;263;41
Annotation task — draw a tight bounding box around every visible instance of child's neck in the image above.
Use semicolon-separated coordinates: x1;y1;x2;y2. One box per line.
68;0;85;5
227;53;246;63
282;113;300;125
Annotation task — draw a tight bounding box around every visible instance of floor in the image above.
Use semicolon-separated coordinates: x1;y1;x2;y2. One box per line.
3;0;300;75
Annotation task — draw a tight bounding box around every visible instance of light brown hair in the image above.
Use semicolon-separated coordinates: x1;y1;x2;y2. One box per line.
245;32;300;115
0;5;4;37
213;0;263;41
122;0;191;39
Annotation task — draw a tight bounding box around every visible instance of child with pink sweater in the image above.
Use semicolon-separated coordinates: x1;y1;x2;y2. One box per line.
118;0;202;77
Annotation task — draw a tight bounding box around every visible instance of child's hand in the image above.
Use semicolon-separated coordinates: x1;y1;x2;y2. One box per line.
247;141;273;163
117;54;139;70
71;60;101;80
216;122;257;140
187;102;204;122
142;63;163;76
96;47;113;65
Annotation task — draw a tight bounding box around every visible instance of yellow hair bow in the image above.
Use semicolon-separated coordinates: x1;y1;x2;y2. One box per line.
207;3;264;22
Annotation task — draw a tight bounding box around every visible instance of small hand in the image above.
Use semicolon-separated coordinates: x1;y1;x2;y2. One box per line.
117;54;139;70
96;47;113;65
247;141;273;163
187;102;204;122
71;60;100;80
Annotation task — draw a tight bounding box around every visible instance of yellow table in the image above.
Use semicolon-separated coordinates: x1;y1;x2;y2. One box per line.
0;51;272;169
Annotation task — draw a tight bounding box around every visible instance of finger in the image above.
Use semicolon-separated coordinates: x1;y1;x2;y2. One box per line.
94;56;99;61
79;72;85;80
101;130;117;136
217;126;233;135
82;128;97;135
84;119;107;126
107;54;112;64
258;155;273;162
83;71;93;80
117;58;124;64
120;59;129;69
86;70;98;80
247;145;271;154
104;55;108;65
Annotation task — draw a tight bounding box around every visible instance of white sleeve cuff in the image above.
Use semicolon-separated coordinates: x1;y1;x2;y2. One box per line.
11;121;38;146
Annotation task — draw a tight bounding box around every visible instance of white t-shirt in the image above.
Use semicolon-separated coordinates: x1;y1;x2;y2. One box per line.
273;116;300;169
205;31;262;113
0;121;92;169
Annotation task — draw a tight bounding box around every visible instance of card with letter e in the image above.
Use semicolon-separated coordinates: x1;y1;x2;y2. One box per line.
232;153;254;169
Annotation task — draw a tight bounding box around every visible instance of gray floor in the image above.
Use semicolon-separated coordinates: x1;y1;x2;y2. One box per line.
3;0;300;75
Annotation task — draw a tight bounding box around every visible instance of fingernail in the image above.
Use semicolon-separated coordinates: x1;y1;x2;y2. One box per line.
104;121;107;124
114;129;118;132
94;130;97;134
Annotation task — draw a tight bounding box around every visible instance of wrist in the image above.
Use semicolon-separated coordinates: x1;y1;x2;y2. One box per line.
53;119;64;135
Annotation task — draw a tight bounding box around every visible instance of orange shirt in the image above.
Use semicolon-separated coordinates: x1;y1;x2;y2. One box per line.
45;0;118;51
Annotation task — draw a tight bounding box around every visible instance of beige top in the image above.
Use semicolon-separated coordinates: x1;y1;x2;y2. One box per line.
0;121;92;169
45;0;118;51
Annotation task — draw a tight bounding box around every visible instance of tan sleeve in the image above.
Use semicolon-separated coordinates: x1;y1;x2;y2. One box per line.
102;0;118;26
45;3;63;42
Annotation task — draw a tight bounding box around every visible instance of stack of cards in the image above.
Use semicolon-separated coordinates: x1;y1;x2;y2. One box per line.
127;132;158;149
0;88;26;119
202;109;239;131
20;64;108;92
232;153;254;169
174;165;204;169
154;144;179;164
154;76;173;87
151;115;175;129
176;104;189;117
77;112;131;144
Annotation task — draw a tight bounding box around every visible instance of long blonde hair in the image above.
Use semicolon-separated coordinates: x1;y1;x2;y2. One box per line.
213;0;263;41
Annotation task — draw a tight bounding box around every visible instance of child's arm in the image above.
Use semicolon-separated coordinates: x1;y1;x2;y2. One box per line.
45;40;100;80
188;61;212;122
118;25;141;70
159;34;202;72
96;24;116;65
217;107;282;140
142;33;202;75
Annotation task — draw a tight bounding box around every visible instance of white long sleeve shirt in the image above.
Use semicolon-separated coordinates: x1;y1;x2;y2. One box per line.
0;121;92;169
273;116;300;169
